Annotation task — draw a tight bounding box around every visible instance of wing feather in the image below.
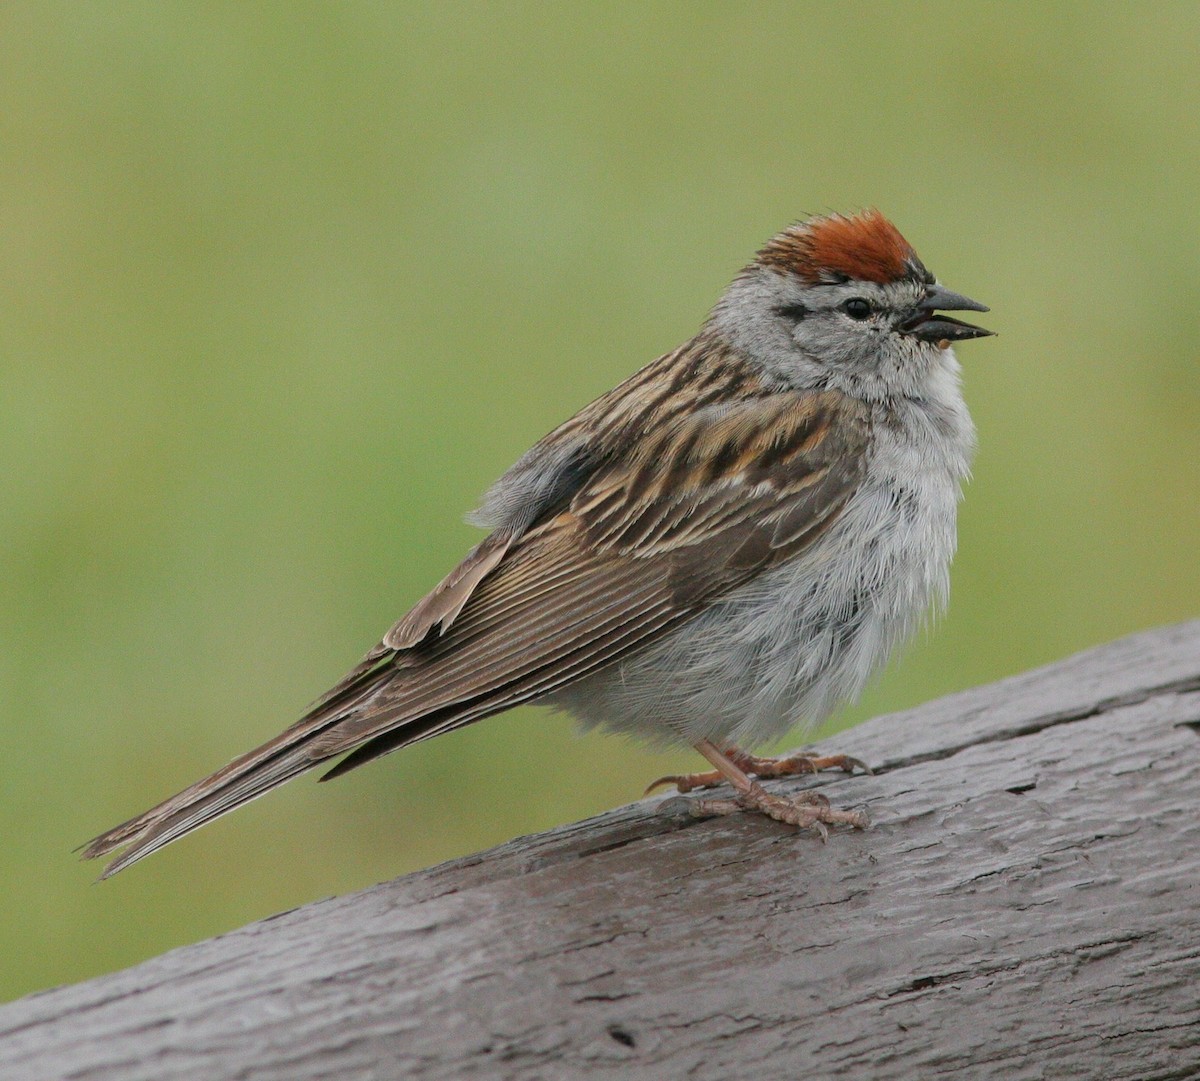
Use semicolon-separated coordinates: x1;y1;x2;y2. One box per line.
308;389;868;759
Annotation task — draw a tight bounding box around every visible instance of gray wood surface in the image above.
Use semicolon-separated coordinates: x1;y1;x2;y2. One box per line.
4;621;1199;1081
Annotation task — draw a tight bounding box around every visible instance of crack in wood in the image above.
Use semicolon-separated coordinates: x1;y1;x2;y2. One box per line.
606;1025;637;1048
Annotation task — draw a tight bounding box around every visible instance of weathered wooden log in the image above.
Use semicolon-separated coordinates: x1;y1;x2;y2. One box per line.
3;622;1198;1080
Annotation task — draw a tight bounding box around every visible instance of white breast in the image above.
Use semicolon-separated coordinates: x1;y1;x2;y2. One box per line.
557;358;975;750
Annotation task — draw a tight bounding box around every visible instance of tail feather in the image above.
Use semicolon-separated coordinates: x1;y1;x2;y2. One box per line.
80;661;396;878
83;743;321;878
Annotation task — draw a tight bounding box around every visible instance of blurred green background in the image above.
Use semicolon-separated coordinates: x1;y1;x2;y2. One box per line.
1;1;1197;1003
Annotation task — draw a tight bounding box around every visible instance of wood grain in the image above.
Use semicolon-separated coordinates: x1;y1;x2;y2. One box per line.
4;621;1199;1080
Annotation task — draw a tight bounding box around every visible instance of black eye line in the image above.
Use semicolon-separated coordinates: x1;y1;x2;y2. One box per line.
775;303;808;322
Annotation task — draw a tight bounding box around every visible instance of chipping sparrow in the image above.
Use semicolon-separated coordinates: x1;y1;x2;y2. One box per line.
84;210;990;876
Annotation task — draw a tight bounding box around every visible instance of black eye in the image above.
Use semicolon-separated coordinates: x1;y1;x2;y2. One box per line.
842;297;873;320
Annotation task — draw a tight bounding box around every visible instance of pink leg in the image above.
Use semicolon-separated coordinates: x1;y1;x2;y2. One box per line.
654;739;870;839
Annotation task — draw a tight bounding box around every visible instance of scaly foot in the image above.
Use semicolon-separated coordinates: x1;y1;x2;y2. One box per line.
646;745;871;795
651;739;870;838
681;784;869;839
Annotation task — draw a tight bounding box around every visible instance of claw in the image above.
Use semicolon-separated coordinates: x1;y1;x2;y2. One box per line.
644;774;686;796
820;754;874;776
644;769;726;796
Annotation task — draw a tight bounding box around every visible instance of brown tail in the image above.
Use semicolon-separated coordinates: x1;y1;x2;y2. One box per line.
82;740;323;878
82;533;530;877
80;654;398;878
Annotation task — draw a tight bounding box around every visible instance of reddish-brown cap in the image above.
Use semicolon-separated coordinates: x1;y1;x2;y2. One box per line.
756;210;928;285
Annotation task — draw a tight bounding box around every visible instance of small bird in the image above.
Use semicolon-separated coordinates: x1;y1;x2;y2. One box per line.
83;210;990;877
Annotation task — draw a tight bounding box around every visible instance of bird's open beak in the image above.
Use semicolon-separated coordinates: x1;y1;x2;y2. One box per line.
901;284;992;343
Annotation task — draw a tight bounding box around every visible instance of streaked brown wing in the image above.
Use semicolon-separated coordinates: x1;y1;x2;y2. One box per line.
311;389;868;766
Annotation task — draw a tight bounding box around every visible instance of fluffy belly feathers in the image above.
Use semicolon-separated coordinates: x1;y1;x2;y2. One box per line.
556;417;967;747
